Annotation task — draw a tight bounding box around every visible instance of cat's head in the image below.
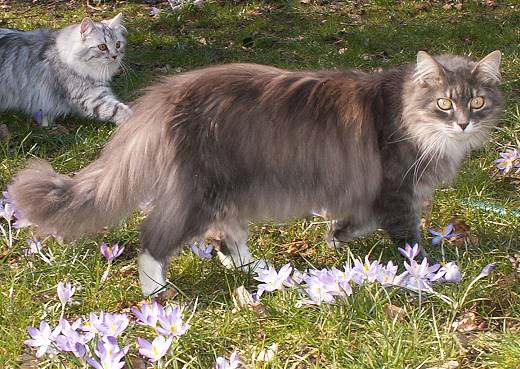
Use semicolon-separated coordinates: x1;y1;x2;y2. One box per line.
403;50;503;159
58;13;127;81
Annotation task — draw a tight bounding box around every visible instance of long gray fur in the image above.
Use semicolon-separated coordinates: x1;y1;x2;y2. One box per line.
8;51;503;295
0;13;130;126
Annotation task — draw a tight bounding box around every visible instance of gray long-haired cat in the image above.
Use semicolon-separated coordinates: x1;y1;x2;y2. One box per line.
0;13;131;127
9;51;502;296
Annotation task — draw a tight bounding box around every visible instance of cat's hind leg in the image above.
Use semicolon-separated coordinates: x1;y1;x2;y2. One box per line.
210;220;270;273
41;114;51;128
138;250;167;297
138;197;213;296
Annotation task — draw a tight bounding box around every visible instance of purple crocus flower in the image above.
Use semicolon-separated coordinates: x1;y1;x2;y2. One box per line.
33;110;44;125
429;223;461;246
478;263;497;278
495;148;519;174
54;319;88;358
376;261;398;286
215;352;243;369
156;305;190;337
132;300;163;328
254;263;293;297
24;320;61;358
80;312;105;335
330;266;354;295
299;270;341;305
308;268;348;296
0;192;29;229
86;336;129;369
351;256;382;284
302;277;336;305
23;238;43;256
149;6;160;17
283;268;308;287
431;262;462;284
402;258;440;291
398;243;421;261
100;242;125;261
191;241;214;259
137;335;173;362
0;201;14;222
57;282;75;306
93;312;130;338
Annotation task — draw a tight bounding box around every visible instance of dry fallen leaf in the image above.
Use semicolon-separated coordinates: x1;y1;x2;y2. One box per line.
233;285;268;318
415;2;431;11
0;123;10;143
157;287;178;302
51;124;70;135
426;360;459;369
449;217;479;246
17;351;39;369
127;356;148;369
483;0;497;8
119;264;136;276
509;253;520;275
284;240;310;256
383;303;407;321
197;37;208;45
234;285;256;308
451;311;486;332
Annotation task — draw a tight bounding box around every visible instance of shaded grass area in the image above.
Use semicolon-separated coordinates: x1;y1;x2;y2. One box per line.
0;1;519;368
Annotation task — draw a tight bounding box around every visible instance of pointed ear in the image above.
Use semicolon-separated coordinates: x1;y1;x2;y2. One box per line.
414;51;445;86
102;12;123;29
80;17;95;39
472;50;501;85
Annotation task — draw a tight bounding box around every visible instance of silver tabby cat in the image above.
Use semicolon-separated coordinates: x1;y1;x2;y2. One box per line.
9;51;502;296
0;13;131;127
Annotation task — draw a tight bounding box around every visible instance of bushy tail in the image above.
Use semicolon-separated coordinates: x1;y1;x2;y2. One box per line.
8;92;172;239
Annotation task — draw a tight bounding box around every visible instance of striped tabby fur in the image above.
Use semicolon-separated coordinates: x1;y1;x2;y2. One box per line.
0;13;130;127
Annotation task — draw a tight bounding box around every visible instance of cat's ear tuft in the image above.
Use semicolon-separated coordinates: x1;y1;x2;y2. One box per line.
414;51;444;86
472;50;501;85
80;17;95;39
103;13;124;29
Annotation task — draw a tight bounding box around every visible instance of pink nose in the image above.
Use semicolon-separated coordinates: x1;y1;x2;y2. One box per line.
458;122;469;131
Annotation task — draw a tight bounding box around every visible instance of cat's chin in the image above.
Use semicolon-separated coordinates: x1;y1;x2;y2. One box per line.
75;61;120;82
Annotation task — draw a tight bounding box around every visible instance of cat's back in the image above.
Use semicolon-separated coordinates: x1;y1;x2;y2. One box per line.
158;63;361;115
0;27;54;48
0;27;55;69
0;26;62;114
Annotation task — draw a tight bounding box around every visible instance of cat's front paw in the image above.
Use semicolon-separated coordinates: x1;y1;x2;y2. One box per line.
217;252;272;274
114;103;132;124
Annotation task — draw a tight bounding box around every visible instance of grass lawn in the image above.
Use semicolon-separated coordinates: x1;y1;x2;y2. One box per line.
0;0;519;368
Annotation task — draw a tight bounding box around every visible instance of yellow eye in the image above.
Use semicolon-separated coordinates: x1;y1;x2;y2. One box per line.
98;43;108;51
115;41;121;49
437;98;453;110
470;96;484;109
